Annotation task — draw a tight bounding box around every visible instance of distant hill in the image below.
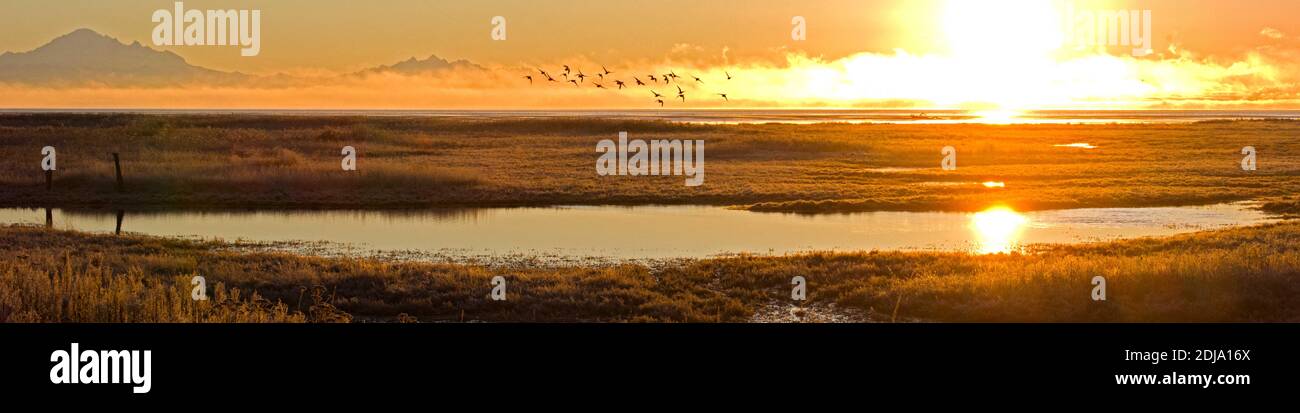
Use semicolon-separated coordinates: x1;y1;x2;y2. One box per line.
357;55;484;75
0;28;246;86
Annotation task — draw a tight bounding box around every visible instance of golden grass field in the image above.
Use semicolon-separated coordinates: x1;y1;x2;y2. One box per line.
0;114;1297;213
1;114;1298;323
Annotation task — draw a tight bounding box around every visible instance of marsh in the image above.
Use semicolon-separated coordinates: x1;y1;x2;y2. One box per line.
1;114;1298;323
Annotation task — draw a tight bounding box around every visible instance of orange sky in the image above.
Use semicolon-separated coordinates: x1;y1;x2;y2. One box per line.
3;0;1300;109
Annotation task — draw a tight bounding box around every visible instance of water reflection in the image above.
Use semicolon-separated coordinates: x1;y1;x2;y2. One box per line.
970;206;1029;254
1;203;1269;259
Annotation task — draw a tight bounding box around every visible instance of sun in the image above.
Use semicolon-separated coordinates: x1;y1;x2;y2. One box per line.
941;0;1065;60
936;0;1069;110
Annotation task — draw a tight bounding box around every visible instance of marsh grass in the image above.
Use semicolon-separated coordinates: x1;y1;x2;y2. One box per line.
1;114;1296;211
0;255;306;323
4;221;1299;323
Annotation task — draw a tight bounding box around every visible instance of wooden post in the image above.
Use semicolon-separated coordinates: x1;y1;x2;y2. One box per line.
115;210;124;235
113;153;124;193
44;208;52;228
45;170;52;191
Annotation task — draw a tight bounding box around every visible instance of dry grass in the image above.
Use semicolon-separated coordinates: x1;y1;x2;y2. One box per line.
0;253;308;322
3;221;1299;323
1;114;1296;211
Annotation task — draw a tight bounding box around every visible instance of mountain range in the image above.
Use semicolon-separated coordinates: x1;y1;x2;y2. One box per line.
0;28;480;86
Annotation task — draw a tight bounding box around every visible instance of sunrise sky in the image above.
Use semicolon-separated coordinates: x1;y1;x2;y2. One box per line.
2;0;1299;109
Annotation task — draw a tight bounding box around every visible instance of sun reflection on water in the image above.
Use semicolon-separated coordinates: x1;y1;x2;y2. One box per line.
972;109;1022;124
970;206;1028;254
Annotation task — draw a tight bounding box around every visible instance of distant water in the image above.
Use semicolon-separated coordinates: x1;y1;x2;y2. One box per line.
0;203;1271;259
3;109;1299;125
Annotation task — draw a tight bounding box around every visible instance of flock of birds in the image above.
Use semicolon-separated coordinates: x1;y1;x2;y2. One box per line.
524;65;731;106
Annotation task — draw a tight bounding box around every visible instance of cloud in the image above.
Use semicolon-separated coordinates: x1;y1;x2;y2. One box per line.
1261;27;1285;40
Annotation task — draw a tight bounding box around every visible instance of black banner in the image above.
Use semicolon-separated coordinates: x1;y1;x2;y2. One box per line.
0;323;1289;402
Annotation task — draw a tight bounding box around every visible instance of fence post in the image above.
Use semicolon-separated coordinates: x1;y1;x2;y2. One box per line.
113;153;124;193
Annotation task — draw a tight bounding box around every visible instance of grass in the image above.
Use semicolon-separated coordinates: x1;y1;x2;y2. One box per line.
1;114;1297;212
4;220;1299;323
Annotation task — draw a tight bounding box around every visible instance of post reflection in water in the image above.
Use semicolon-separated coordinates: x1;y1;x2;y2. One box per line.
970;206;1029;254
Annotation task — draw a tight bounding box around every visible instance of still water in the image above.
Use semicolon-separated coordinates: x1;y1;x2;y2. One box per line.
0;203;1271;259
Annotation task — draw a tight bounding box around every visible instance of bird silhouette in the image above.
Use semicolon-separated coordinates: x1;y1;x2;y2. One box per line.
726;71;732;80
597;73;605;82
576;70;586;83
651;90;663;98
692;75;703;84
656;99;664;107
615;80;627;89
676;86;686;102
648;74;658;82
563;65;571;75
676;85;684;94
634;77;646;86
545;74;556;82
568;79;579;86
717;93;728;101
594;82;606;89
523;75;533;84
662;74;672;84
602;66;613;75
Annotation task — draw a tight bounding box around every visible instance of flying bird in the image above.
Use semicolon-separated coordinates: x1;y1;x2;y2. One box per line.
615;80;626;89
563;65;571;75
726;71;732;80
634;77;646;86
692;75;703;84
576;70;586;83
523;75;533;84
717;93;729;101
602;66;613;75
568;79;579;86
651;90;663;98
656;99;664;107
648;75;658;82
595;82;606;89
